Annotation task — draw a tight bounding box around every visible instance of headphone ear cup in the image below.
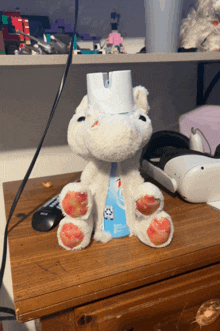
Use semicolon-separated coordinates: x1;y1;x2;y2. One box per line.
141;130;190;167
158;146;183;169
214;144;220;158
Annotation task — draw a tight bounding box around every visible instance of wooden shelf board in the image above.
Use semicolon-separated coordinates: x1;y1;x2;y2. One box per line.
1;52;220;66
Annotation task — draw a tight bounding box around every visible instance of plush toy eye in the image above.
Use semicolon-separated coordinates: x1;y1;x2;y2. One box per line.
139;115;146;122
77;116;86;122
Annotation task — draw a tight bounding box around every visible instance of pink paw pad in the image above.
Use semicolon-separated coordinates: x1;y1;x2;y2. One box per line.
147;217;171;246
62;191;88;218
60;223;84;249
136;195;161;216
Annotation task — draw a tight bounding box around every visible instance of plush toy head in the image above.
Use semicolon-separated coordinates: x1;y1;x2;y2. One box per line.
67;70;152;163
179;0;220;51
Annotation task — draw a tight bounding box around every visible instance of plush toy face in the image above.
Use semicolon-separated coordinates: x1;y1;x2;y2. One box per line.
68;89;152;163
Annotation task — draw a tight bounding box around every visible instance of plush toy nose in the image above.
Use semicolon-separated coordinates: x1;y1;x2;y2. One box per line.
91;120;99;128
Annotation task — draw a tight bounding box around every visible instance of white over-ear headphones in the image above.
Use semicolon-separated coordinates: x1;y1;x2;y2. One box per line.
141;128;220;204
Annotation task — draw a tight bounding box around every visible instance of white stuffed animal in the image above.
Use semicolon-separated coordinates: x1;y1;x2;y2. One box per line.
179;0;220;51
57;70;174;250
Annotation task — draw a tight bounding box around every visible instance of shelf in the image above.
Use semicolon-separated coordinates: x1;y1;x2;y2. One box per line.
71;52;220;64
1;52;220;66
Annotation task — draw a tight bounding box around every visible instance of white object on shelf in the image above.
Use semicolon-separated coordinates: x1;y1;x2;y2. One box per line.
144;0;184;53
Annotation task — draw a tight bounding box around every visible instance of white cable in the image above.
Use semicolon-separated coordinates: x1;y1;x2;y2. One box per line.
190;127;212;154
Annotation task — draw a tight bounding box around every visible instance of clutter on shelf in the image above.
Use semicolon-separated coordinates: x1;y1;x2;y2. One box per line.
0;11;102;55
0;11;30;54
73;11;126;55
105;11;126;54
0;9;128;55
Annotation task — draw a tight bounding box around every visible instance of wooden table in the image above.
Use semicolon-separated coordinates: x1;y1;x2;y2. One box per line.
3;172;220;330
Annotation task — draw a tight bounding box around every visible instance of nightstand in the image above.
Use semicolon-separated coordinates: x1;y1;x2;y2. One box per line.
3;172;220;330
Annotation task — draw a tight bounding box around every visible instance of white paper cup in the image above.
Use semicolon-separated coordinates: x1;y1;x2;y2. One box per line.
144;0;183;53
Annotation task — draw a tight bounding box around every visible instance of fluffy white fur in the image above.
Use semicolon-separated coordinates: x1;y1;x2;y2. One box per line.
57;83;174;250
179;0;220;51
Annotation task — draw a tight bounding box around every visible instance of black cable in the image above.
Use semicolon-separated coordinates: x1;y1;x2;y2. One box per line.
202;69;220;105
0;308;16;315
0;308;16;320
196;63;204;106
197;63;220;106
0;316;16;321
0;0;79;319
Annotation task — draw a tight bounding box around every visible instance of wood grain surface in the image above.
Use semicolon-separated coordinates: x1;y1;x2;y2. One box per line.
73;263;220;331
3;172;220;323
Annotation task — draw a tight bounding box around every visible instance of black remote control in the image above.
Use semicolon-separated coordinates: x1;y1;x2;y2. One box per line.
32;194;64;232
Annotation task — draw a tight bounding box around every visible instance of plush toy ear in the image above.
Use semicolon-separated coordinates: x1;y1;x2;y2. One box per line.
133;86;149;114
75;95;88;113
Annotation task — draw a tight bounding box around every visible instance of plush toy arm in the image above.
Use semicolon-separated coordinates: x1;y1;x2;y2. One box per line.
59;182;93;220
134;182;164;217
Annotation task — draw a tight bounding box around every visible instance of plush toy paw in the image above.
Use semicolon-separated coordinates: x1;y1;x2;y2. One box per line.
59;183;92;219
135;182;164;217
147;216;171;246
135;211;174;248
57;217;93;251
59;222;84;249
62;191;88;217
136;195;161;216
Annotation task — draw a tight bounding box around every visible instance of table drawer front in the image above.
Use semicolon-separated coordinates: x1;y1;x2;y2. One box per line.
75;263;220;331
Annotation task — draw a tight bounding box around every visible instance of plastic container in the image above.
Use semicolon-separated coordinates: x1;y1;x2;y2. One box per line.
144;0;183;53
